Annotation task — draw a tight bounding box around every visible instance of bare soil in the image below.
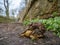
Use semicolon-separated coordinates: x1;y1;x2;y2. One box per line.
0;23;60;45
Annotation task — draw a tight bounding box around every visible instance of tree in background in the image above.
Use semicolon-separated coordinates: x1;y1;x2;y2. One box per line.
4;0;9;18
0;8;3;15
0;0;10;17
0;0;19;18
0;1;4;15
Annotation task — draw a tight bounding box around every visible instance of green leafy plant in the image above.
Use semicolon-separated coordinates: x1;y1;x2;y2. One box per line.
52;12;58;16
23;17;60;37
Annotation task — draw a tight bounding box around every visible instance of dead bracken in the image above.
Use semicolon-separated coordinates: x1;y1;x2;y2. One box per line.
20;22;46;40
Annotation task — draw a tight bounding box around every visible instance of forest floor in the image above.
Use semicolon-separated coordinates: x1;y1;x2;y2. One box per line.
0;23;60;45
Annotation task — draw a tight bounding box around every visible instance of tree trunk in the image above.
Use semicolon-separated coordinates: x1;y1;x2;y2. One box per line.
4;0;9;18
19;0;58;22
19;0;35;23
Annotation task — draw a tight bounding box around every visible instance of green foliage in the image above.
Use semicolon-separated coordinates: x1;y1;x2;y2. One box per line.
23;17;60;37
52;12;58;16
23;18;39;25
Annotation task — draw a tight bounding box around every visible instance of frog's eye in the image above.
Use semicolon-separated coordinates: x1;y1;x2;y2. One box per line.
47;0;53;2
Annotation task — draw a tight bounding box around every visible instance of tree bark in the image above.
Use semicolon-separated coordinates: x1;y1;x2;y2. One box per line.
19;0;36;23
19;0;58;22
4;0;9;18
